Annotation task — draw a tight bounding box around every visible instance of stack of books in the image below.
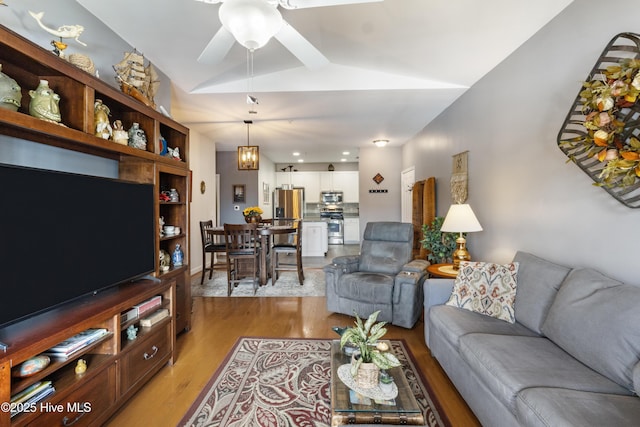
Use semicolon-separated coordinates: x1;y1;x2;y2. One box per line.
43;328;109;361
10;381;55;418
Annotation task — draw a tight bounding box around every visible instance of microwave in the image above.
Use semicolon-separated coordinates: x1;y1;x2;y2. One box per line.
321;191;343;204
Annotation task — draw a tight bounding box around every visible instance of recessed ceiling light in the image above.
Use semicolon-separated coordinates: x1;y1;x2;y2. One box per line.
373;139;389;147
297;159;304;162
292;152;300;156
342;151;350;155
340;158;347;162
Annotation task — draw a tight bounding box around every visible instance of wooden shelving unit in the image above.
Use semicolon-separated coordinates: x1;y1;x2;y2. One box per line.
0;23;191;426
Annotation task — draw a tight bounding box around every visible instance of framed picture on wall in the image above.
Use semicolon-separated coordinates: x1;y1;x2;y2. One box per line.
233;184;245;203
263;182;270;204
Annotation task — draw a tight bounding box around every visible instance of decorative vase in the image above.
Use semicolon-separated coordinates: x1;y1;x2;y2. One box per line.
128;122;147;150
0;64;21;112
28;79;61;123
245;215;261;224
172;244;184;267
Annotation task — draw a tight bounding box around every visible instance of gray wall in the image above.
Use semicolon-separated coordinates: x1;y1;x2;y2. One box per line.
402;0;640;284
216;151;259;224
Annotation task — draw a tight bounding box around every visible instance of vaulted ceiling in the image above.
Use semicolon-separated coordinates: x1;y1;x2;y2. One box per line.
77;0;573;163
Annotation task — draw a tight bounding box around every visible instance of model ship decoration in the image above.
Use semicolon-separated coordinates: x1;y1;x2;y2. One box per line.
113;49;159;109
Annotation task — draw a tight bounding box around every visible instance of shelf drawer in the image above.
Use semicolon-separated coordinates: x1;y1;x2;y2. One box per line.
27;365;116;427
120;324;171;393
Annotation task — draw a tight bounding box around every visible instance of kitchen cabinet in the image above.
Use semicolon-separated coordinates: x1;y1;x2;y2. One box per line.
302;221;328;257
321;171;359;202
344;217;360;244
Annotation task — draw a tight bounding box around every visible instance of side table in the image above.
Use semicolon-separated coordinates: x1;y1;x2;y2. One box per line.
427;263;458;279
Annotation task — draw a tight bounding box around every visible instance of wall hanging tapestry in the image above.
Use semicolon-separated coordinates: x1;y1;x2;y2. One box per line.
451;151;468;203
558;32;640;208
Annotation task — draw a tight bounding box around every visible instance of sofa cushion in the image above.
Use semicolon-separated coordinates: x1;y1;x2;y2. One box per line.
459;334;630;412
429;305;538;351
541;268;640;392
516;387;640;427
512;251;571;334
446;261;519;323
337;272;394;303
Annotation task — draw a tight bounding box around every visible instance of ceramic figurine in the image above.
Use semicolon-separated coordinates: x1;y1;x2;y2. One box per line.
172;244;184;267
169;188;179;202
159;249;170;272
28;11;86;47
29;79;61;123
126;324;138;341
165;146;181;160
112;120;128;145
128;122;147;150
94;99;112;139
75;359;87;375
0;64;21;112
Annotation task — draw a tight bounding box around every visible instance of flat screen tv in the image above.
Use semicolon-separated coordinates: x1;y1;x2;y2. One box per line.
0;163;156;329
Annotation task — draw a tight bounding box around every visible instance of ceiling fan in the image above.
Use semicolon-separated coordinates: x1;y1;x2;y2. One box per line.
194;0;383;69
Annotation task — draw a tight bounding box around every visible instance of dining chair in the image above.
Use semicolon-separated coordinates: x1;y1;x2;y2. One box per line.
223;223;261;295
271;219;304;285
199;220;226;285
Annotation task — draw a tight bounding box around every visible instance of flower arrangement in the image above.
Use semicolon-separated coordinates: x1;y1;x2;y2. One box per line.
242;206;263;217
561;58;640;187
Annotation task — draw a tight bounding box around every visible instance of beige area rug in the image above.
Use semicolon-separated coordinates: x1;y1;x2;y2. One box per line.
192;269;326;297
178;337;450;427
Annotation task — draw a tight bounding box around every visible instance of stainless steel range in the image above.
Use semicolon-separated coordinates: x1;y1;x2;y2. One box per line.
321;204;344;245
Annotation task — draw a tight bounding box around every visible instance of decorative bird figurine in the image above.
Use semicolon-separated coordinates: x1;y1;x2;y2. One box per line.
332;326;348;336
75;359;87;375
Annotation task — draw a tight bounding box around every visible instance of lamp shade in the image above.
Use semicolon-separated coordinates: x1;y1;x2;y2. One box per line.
440;204;483;233
219;0;283;51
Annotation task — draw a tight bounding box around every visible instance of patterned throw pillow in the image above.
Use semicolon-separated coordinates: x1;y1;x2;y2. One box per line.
445;261;519;323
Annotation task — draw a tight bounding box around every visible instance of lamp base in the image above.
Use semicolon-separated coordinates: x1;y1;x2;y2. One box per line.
451;236;471;270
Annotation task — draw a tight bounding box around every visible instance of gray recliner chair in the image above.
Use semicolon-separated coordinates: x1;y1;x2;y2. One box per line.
324;222;429;328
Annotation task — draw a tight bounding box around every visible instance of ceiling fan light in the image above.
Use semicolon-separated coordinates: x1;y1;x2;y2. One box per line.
219;0;283;51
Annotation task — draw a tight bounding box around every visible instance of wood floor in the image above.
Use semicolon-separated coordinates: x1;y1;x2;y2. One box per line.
105;278;481;426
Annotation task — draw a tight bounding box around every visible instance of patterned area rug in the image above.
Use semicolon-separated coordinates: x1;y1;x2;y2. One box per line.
192;269;326;297
178;337;449;427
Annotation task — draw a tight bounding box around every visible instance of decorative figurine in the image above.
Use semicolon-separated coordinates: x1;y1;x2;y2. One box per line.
172;244;184;267
0;64;21;112
29;11;86;47
75;359;87;375
165;146;181;160
128;122;147;150
94;99;112;139
126;324;138;341
159;249;170;272
169;188;179;202
112;120;128;145
29;79;61;123
113;49;158;108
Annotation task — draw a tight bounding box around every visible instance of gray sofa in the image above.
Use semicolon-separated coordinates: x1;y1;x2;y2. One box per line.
424;251;640;427
324;222;429;328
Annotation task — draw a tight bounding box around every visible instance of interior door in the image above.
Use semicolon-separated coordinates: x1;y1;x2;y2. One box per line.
401;167;415;223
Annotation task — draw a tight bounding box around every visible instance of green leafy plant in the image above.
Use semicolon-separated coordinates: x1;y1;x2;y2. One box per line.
420;216;459;264
339;311;401;376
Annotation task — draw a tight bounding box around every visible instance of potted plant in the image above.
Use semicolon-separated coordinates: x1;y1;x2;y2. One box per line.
339;311;401;388
242;206;263;223
421;216;459;264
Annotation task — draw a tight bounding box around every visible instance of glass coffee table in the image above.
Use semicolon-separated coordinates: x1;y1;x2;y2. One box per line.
330;340;424;426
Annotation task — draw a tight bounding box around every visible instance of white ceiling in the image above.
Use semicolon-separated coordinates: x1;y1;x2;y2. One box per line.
76;0;573;164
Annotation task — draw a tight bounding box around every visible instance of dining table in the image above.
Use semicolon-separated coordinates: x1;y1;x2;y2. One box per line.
205;224;297;286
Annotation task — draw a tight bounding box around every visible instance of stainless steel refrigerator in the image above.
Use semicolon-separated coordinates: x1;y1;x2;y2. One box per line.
273;188;305;219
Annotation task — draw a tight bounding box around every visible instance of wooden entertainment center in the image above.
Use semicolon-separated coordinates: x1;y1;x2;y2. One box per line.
0;24;191;426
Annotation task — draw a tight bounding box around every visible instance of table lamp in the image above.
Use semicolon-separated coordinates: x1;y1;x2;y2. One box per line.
440;204;483;269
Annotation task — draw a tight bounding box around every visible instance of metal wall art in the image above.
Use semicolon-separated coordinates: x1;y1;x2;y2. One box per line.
558;32;640;208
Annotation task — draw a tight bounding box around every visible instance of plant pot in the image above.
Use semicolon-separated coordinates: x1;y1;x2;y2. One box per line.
351;353;379;389
244;215;261;224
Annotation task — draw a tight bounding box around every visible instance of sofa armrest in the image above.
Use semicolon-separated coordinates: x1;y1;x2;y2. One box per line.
424;278;455;309
325;255;360;274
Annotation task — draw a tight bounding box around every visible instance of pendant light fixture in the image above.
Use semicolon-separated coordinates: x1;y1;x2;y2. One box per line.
238;119;259;170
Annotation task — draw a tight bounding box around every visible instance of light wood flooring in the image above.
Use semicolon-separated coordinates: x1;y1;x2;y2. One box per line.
105;247;480;427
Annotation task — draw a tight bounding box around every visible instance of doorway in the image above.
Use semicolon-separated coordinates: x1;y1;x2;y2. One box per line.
401;167;415;223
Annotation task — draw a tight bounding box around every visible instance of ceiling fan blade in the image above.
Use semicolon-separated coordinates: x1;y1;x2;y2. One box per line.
274;21;329;69
278;0;383;9
197;26;236;64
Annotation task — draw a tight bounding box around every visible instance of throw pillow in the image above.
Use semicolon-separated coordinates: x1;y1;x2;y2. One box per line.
445;261;519;323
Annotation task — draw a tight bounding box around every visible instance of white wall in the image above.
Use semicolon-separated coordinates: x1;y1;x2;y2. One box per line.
403;0;640;284
188;130;217;276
